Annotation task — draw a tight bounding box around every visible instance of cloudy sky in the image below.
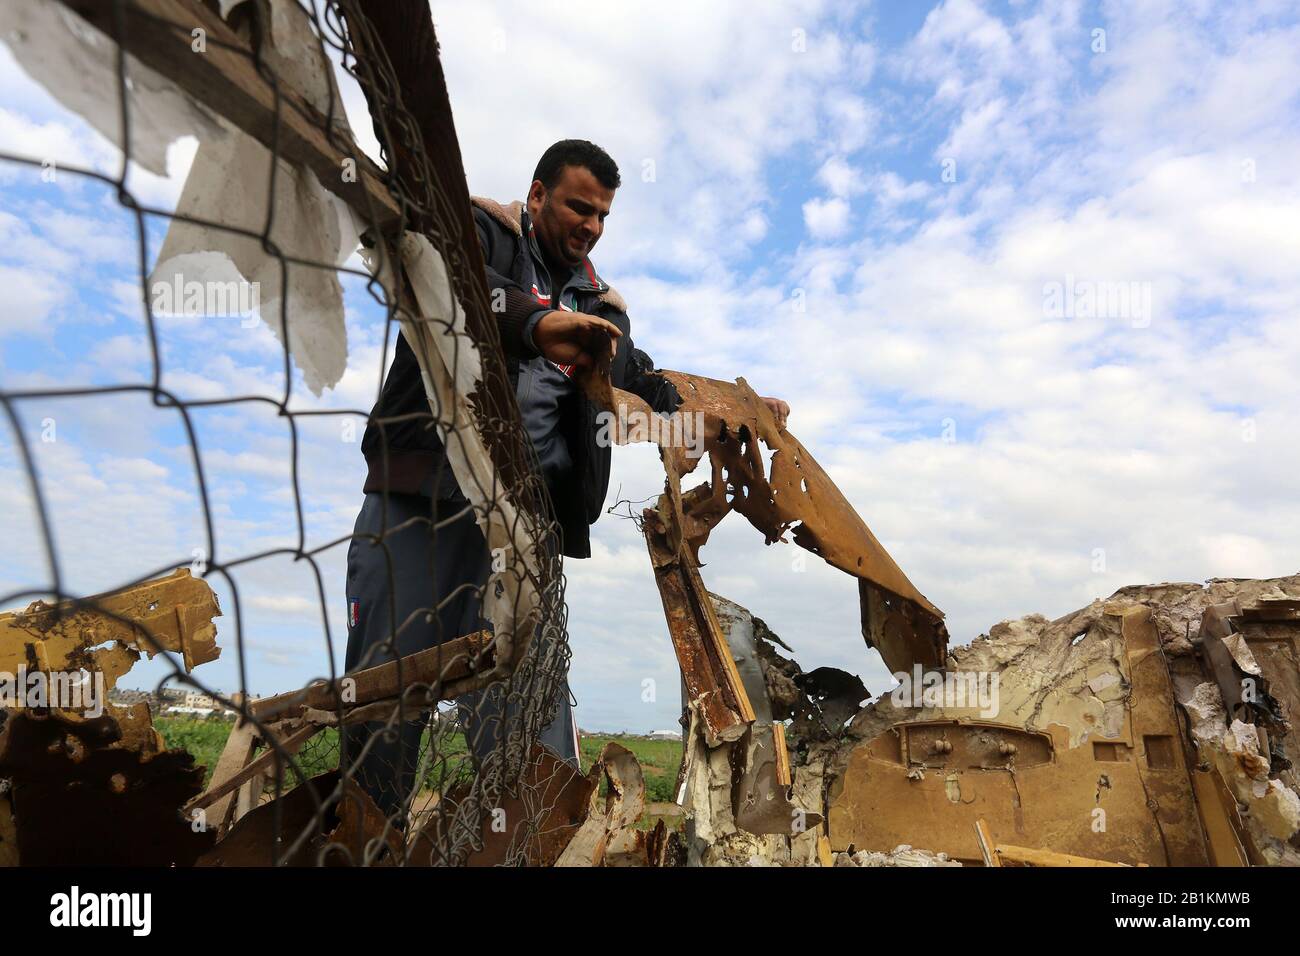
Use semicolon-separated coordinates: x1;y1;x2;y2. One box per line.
1;0;1298;733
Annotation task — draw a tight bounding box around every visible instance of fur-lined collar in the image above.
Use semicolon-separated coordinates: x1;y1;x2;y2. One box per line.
470;195;627;313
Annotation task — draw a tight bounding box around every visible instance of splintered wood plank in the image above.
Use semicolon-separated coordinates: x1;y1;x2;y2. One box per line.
252;629;493;722
186;722;320;814
204;718;260;834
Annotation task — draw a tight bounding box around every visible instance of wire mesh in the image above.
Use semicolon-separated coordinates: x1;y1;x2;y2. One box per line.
0;0;575;866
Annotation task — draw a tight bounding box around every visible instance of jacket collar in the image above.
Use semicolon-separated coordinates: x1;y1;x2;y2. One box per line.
471;195;627;311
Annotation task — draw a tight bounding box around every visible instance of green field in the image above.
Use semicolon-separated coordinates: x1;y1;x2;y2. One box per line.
156;717;683;803
579;735;682;803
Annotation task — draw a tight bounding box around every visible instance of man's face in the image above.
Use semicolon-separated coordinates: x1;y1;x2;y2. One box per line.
527;164;615;267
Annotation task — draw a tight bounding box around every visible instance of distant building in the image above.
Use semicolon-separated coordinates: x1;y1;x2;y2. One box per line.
180;690;217;710
165;705;215;717
647;729;682;740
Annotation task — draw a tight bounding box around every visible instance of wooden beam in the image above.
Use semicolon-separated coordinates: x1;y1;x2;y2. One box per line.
186;722;320;814
57;0;401;225
974;818;1001;867
771;721;792;788
993;842;1137;868
251;629;492;722
203;718;260;834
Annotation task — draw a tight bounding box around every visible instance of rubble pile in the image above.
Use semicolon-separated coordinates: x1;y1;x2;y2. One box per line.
704;576;1300;867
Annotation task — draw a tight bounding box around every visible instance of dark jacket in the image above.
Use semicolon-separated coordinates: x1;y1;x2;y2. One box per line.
361;197;679;558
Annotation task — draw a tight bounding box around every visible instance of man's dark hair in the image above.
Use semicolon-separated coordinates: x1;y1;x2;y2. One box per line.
533;139;621;191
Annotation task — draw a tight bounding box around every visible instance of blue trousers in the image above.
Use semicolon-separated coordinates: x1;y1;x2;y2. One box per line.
340;492;577;823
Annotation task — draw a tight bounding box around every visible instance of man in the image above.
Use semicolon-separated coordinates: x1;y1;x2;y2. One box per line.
343;140;788;821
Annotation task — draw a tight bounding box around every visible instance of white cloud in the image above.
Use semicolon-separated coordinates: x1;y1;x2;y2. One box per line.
3;0;1300;735
802;196;852;239
816;156;865;198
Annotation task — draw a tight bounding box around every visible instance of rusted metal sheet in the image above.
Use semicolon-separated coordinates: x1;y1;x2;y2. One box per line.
323;780;405;866
0;568;220;690
827;606;1214;866
586;365;947;673
1117;607;1211;866
644;510;753;746
197;770;344;867
658;373;938;614
556;742;646;867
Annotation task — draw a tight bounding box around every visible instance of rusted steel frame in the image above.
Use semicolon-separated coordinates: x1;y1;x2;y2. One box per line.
644;507;753;747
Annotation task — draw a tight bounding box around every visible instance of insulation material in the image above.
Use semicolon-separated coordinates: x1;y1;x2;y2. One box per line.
556;742;647;867
151;0;361;392
389;231;543;671
2;0;229;176
5;0;361;393
151;127;358;394
1210;719;1300;864
150;0;362;395
834;845;961;867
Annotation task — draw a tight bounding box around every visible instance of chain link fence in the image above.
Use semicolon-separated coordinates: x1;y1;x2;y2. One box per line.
0;0;575;866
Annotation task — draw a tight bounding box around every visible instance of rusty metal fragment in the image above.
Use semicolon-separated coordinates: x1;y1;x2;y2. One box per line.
0;709;214;865
592;371;947;669
197;770;346;866
582;359;948;865
644;511;753;746
0;568;225;866
0;567;220;690
556;742;647;867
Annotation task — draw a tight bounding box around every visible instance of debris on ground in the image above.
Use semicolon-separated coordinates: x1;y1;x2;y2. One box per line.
0;569;221;865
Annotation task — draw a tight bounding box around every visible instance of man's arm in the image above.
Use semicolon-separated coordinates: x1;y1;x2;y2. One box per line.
474;210;619;366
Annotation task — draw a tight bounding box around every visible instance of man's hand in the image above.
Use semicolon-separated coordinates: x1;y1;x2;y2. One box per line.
533;310;621;370
761;396;790;429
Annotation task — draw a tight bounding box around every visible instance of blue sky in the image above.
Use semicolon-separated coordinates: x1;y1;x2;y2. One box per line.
2;0;1299;733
